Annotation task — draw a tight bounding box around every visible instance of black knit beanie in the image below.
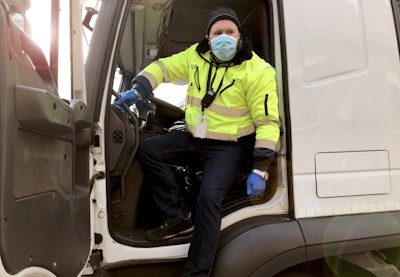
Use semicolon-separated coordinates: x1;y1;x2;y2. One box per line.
206;7;241;36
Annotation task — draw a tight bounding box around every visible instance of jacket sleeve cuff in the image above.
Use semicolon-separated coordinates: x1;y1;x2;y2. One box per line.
132;75;154;100
253;147;276;170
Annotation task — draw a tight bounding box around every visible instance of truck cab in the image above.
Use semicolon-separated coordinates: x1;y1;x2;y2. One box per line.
1;0;400;276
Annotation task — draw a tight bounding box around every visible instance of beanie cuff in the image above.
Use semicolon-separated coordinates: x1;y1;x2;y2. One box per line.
206;7;240;35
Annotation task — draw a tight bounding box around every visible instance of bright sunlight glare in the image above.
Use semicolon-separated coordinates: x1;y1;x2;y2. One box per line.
26;1;50;61
25;0;71;99
21;0;187;106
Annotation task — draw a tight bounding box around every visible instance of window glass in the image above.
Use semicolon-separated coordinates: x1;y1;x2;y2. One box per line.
153;83;187;109
296;0;367;84
25;0;51;60
24;0;72;98
14;0;101;99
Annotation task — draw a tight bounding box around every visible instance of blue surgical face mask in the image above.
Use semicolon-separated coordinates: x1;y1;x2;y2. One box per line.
210;34;238;62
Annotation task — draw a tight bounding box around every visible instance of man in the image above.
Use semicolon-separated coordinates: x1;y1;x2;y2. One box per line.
116;6;280;276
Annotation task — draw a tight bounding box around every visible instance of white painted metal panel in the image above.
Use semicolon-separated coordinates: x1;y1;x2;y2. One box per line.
283;0;400;218
315;151;390;197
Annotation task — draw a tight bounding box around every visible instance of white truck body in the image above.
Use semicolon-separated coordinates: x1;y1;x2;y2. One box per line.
0;0;400;276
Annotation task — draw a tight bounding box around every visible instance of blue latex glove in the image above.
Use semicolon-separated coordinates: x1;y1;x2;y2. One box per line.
115;89;140;113
246;173;266;199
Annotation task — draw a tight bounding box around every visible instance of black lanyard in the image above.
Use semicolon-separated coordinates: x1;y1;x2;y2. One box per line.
201;63;236;112
206;62;236;95
206;63;228;93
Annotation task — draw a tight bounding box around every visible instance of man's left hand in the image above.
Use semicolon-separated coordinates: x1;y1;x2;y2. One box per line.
246;173;266;199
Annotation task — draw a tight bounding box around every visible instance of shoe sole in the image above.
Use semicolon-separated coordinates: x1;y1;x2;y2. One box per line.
149;225;194;241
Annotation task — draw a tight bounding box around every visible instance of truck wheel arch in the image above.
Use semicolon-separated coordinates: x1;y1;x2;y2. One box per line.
213;216;306;277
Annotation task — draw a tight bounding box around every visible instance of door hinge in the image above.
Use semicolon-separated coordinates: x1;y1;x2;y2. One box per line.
81;249;103;276
89;249;103;270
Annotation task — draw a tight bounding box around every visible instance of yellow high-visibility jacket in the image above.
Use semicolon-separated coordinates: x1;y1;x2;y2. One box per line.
138;43;280;151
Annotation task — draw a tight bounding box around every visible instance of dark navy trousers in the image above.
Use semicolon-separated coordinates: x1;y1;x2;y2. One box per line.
139;130;253;276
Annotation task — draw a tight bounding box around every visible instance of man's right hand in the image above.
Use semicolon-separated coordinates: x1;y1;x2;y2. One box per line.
115;89;141;113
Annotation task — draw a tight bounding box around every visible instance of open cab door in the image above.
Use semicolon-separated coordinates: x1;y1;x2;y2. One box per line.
0;0;92;276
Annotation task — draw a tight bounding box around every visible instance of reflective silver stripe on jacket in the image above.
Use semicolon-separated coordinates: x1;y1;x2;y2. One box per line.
187;95;251;117
185;122;256;141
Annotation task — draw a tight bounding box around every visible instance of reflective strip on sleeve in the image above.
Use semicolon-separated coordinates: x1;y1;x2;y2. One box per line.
139;71;158;90
255;139;278;152
254;118;281;128
154;60;170;83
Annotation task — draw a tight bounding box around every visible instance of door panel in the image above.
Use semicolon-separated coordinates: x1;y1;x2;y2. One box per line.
283;0;400;218
0;1;91;276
